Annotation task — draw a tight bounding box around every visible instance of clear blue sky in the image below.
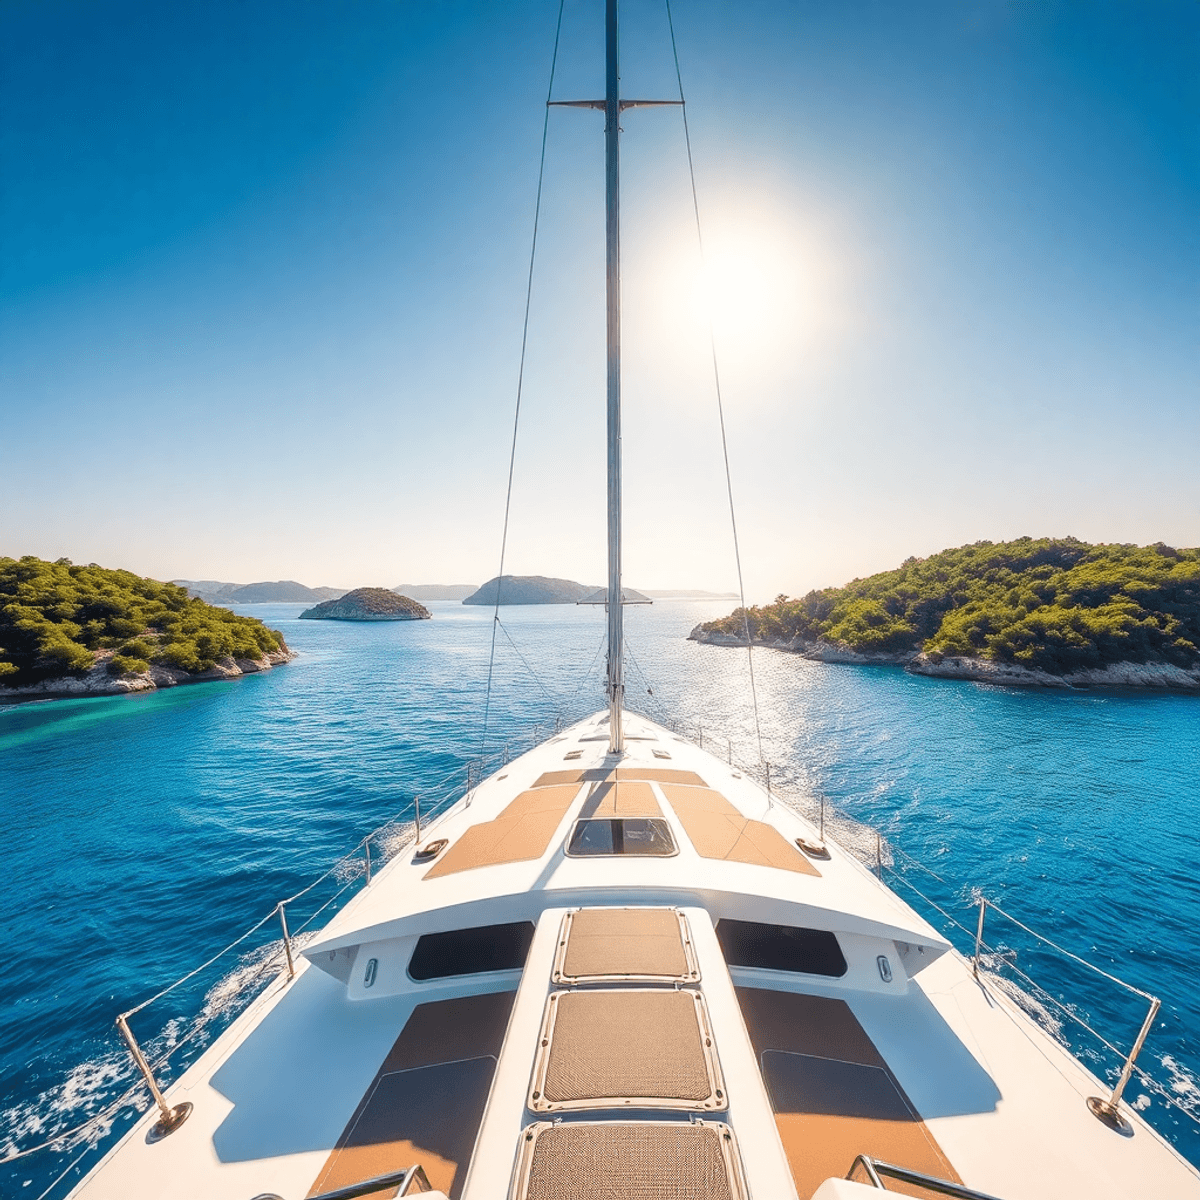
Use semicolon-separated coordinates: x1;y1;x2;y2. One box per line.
1;0;1196;599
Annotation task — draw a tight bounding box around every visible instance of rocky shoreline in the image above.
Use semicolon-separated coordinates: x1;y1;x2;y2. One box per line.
0;647;296;701
688;627;1200;690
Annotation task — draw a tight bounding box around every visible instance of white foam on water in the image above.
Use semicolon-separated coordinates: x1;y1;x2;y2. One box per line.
0;932;323;1165
1161;1054;1200;1117
375;819;416;863
983;967;1066;1043
0;1051;140;1160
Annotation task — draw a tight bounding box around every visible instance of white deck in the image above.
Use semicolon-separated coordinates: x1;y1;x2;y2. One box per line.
68;713;1200;1200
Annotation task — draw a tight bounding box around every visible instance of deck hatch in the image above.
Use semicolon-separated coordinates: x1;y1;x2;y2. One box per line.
407;921;535;980
717;919;847;978
552;907;700;985
511;1120;748;1200
566;818;677;857
529;988;725;1112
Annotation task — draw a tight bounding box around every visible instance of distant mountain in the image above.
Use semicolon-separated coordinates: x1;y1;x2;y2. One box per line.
393;583;478;602
464;575;653;605
174;580;345;604
576;586;652;605
227;581;347;603
642;589;740;600
464;575;598;605
300;588;431;622
172;580;239;603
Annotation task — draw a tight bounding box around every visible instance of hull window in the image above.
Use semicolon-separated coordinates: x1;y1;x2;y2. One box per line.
407;921;535;980
716;919;848;978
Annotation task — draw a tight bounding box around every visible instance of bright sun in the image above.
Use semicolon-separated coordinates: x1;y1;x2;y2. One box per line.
690;242;801;357
630;203;850;398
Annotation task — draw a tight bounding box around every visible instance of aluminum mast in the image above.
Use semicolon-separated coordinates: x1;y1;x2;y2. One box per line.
603;0;624;755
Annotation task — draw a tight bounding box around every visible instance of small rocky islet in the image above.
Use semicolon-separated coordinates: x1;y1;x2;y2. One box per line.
299;587;431;621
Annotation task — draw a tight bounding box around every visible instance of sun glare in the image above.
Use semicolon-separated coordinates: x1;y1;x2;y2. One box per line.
630;204;847;397
690;241;802;359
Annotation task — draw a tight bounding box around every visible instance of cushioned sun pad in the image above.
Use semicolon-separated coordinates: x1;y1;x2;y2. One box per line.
735;988;962;1200
577;779;662;817
423;784;581;878
307;991;514;1199
553;907;699;983
661;785;820;876
533;767;708;788
530;989;725;1111
514;1121;747;1200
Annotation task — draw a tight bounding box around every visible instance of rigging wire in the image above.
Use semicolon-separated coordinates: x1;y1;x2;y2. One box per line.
568;627;609;714
479;0;567;760
624;634;670;724
664;0;764;765
496;617;560;707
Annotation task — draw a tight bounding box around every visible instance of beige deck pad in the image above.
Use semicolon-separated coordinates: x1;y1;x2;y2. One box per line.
533;766;708;788
661;785;820;876
514;1120;748;1200
308;991;514;1199
423;784;580;878
553;907;699;984
736;988;961;1200
578;779;662;817
530;989;725;1111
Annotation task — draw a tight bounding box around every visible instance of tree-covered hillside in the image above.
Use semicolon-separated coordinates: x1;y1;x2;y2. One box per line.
0;556;288;687
698;539;1200;675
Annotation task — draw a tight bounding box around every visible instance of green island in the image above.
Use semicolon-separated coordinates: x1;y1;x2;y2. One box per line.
0;556;292;697
692;538;1200;688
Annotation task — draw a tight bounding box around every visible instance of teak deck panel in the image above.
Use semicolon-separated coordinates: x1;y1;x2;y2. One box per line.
735;987;962;1200
578;779;662;817
423;784;581;878
307;991;515;1199
532;767;708;788
661;785;820;876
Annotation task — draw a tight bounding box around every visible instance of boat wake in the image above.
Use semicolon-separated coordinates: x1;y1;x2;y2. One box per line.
0;931;315;1167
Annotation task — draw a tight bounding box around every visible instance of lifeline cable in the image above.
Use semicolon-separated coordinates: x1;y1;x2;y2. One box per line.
479;0;567;759
664;0;764;764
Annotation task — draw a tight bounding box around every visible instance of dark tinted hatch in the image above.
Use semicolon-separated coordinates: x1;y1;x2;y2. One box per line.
716;919;847;977
407;921;536;980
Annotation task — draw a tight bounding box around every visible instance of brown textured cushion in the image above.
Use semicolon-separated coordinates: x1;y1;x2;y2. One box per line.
560;908;689;980
518;1121;742;1200
532;989;723;1110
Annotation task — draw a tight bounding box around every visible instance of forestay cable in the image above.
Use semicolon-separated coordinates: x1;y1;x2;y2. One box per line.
479;0;567;758
665;0;764;764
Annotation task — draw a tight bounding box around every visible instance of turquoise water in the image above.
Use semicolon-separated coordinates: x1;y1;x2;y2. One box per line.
1;599;1197;1193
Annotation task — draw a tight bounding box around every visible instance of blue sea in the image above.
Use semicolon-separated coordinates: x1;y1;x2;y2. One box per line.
2;598;1198;1194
